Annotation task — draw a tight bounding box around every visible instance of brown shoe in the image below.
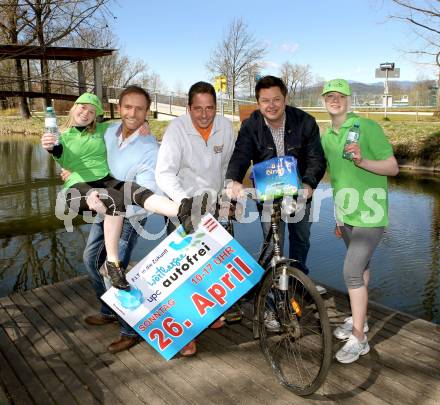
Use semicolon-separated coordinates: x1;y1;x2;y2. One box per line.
209;317;225;329
84;314;118;326
108;335;141;354
179;340;197;357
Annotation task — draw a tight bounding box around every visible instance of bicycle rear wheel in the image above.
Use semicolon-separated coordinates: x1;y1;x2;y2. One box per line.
256;265;332;396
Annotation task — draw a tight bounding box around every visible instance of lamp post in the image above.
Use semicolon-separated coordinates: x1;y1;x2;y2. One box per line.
380;62;394;119
375;63;400;119
435;52;440;118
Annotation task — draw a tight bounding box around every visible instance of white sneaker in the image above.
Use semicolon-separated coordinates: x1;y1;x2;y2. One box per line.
335;334;370;364
264;310;281;332
333;316;369;340
316;284;327;295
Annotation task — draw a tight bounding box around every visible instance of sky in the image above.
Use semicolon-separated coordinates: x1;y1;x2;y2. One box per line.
108;0;438;93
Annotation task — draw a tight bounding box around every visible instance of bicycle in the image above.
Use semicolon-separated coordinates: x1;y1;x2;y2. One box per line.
221;198;332;396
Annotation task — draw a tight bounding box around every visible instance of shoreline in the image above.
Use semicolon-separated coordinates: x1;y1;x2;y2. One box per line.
1;129;439;174
397;161;440;173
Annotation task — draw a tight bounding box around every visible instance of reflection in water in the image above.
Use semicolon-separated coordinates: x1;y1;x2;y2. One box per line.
0;136;439;324
424;180;440;322
0;135;88;295
390;172;439;322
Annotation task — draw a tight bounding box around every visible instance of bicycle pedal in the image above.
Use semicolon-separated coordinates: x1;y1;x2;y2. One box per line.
224;309;243;324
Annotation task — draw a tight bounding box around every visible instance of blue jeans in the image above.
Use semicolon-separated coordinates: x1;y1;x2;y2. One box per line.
83;216;147;337
258;200;312;274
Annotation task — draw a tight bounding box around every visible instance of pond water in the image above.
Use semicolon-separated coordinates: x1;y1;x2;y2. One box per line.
1;135;439;324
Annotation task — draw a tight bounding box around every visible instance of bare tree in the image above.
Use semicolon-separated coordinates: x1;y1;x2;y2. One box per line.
20;0;112;107
388;0;440;115
409;77;436;105
241;62;262;98
0;0;112;114
0;1;31;118
54;28;160;96
207;18;266;113
148;71;166;93
279;62;313;106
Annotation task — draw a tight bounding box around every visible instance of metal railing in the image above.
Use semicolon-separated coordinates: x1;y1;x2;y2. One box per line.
0;75;95;95
1;77;436;120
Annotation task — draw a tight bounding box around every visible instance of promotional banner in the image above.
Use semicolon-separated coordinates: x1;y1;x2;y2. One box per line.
101;214;265;360
252;156;300;201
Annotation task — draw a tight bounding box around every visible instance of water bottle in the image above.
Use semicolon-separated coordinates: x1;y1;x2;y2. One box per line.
44;106;59;148
342;122;360;160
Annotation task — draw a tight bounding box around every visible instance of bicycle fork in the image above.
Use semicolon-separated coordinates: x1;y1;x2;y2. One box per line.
253;216;290;339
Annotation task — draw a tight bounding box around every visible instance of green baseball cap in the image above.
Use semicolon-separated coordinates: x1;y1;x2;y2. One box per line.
321;79;352;96
75;92;104;116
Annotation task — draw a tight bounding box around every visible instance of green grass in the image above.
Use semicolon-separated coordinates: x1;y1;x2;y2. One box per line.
309;110;438;122
314;121;440;167
382;122;440;167
149;120;170;141
0;115;47;134
0;116;171;139
1;115;439;167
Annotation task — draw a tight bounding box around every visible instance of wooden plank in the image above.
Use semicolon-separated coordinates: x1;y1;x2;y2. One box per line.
199;330;320;405
0;298;57;405
32;285;125;405
330;290;440;345
66;278;230;405
2;276;439;405
74;277;294;404
0;349;32;405
71;280;259;404
74;278;310;404
325;295;440;402
2;295;78;405
210;326;388;405
179;347;269;405
77;276;440;404
17;288;109;405
65;278;191;405
328;344;439;405
328;293;440;360
238;327;391;405
60;279;177;405
38;283;146;405
0;385;10;405
196;335;307;405
212;308;398;405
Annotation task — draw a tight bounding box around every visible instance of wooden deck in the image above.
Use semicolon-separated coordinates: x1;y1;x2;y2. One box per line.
0;276;439;405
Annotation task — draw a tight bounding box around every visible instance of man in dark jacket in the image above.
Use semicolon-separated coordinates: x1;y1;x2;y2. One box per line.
226;75;326;280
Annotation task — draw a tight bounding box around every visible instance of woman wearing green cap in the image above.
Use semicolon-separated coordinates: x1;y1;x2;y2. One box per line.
321;79;399;364
41;93;198;290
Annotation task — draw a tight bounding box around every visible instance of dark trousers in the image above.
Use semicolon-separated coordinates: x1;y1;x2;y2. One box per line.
257;200;312;274
65;175;153;215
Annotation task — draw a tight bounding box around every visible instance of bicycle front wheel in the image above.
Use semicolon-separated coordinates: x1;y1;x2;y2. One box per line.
256;265;332;396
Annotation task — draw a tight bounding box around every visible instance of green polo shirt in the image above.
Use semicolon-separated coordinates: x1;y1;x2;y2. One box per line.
321;113;394;227
54;122;110;189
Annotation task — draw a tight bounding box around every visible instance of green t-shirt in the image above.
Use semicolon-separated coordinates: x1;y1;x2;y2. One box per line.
321;113;394;227
54;122;110;189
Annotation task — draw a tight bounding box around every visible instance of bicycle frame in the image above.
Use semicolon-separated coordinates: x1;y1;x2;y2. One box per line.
251;201;301;338
257;201;300;280
223;199;332;395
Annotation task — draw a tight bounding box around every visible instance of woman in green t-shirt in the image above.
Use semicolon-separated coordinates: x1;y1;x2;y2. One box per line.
41;93;198;290
320;79;399;364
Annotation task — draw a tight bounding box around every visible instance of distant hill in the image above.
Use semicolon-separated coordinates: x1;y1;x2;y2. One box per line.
302;79;437;106
237;79;436;106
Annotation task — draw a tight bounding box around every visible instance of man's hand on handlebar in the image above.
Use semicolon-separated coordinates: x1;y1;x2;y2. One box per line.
301;183;314;200
226;180;244;200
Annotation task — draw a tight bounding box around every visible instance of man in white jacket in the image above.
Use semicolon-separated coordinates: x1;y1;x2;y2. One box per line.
156;81;235;224
155;81;235;356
